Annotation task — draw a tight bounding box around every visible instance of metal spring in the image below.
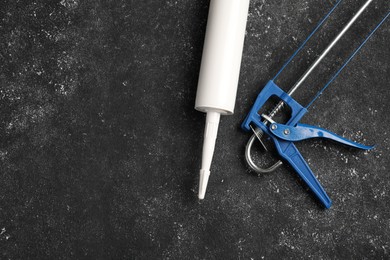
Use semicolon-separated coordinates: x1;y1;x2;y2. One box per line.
268;101;285;119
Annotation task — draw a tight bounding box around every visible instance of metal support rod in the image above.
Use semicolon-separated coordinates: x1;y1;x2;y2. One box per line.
266;0;373;119
288;0;373;96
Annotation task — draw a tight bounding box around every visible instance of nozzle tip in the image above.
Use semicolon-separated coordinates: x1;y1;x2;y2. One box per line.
198;169;210;199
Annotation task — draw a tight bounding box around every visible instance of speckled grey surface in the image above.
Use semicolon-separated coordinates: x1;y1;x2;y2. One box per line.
0;0;389;259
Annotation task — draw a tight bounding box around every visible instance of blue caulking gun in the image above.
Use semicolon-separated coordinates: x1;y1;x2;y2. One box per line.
242;0;389;208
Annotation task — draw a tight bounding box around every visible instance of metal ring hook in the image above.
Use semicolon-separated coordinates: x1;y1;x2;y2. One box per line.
245;127;283;173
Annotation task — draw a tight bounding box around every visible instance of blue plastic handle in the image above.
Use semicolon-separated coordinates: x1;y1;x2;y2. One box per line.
274;140;332;208
270;123;374;150
248;113;333;208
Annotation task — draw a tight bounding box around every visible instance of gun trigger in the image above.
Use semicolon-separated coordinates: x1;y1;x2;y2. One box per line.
269;123;374;150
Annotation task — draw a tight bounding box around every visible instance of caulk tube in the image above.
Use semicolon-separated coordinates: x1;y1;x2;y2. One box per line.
195;0;250;199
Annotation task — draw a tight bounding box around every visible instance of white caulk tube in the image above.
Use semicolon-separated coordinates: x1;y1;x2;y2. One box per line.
195;0;250;199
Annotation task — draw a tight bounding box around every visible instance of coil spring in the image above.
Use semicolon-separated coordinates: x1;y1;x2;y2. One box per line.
268;101;285;119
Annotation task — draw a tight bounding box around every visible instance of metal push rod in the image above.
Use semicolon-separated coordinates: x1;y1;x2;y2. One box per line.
288;0;373;95
267;0;373;119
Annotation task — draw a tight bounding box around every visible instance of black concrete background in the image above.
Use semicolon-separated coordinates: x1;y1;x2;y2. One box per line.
0;0;389;259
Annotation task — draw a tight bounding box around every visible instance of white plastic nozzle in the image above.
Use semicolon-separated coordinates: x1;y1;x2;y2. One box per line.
198;111;220;199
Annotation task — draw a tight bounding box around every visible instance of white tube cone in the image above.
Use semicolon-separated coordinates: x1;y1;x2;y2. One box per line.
198;111;220;199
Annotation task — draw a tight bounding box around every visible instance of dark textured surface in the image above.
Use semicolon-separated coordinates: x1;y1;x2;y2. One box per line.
0;0;389;259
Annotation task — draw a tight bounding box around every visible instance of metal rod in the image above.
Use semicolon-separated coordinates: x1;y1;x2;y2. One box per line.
288;0;373;96
265;0;373;119
306;11;390;108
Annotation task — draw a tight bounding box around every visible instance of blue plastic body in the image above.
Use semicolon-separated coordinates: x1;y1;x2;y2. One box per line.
241;80;373;208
